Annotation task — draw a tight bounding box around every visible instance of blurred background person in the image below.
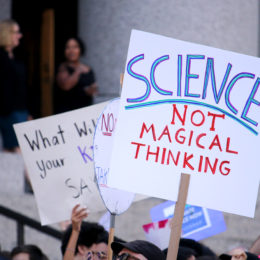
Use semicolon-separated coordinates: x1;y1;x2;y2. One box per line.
55;37;98;114
0;19;31;152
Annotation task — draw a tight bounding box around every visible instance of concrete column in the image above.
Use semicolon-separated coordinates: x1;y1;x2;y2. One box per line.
0;0;11;20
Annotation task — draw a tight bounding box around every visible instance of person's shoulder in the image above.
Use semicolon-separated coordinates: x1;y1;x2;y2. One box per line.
81;63;93;73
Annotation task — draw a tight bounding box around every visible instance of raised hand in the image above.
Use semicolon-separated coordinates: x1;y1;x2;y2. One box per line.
71;204;89;232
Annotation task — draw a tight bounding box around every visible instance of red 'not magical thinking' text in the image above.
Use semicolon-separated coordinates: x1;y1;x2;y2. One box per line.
130;104;238;176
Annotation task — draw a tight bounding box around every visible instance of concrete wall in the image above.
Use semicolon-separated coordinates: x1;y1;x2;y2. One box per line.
79;0;259;102
0;0;11;20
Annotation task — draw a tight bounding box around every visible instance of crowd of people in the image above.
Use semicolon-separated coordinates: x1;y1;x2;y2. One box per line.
1;205;260;260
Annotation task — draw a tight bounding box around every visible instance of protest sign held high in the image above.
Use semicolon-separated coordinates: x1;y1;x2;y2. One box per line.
108;30;260;218
14;103;108;225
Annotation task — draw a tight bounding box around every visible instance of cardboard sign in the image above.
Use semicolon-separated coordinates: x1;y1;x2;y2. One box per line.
14;103;108;225
93;99;135;214
150;201;226;241
108;30;260;217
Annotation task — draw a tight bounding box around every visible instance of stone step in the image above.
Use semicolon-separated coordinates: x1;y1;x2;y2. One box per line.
0;151;61;259
0;149;260;258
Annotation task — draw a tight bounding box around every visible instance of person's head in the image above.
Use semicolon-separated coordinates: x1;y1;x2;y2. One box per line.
64;37;85;63
87;230;125;260
61;221;105;257
180;238;216;257
177;247;197;260
0;19;22;50
163;247;197;260
88;231;109;260
219;250;259;260
10;245;48;260
111;240;165;260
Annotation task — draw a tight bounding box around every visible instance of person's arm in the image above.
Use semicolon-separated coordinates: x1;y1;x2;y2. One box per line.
56;64;87;91
84;82;98;96
83;69;98;96
250;235;260;255
63;204;88;260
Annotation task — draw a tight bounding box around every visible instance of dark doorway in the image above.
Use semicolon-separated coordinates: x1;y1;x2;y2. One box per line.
12;0;78;118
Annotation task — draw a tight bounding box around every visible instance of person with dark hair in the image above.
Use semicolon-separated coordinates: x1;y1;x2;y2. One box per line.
111;240;166;260
87;232;109;260
62;204;108;260
179;238;216;257
10;244;48;260
55;37;98;114
163;246;197;260
87;230;125;260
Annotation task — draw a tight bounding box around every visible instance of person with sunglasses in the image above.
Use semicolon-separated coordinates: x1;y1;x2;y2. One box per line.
62;204;108;260
87;251;107;260
86;232;109;260
111;240;165;260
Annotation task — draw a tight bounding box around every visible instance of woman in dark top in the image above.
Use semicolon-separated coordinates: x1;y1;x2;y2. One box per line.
0;19;29;152
55;37;98;113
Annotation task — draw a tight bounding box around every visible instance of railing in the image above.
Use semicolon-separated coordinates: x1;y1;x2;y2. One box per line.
0;205;62;246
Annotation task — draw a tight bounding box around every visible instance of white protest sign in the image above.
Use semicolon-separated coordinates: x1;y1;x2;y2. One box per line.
14;103;108;225
93;98;135;214
108;30;260;217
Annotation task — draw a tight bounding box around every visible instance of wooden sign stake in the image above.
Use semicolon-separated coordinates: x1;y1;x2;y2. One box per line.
120;73;124;88
108;213;116;260
166;173;190;260
107;74;123;260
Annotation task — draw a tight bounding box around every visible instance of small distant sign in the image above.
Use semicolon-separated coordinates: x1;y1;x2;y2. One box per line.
150;200;226;241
